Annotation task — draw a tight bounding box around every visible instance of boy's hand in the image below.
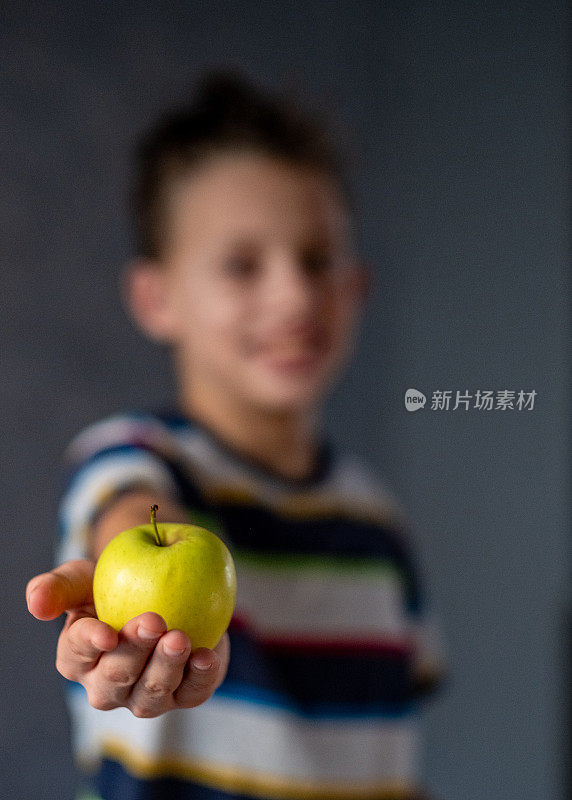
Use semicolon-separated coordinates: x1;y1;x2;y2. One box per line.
26;559;229;718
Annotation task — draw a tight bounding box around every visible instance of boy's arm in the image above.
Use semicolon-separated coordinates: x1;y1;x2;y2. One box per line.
90;489;191;560
26;490;229;718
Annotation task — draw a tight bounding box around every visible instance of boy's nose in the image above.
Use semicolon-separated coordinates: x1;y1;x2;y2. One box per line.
266;257;318;314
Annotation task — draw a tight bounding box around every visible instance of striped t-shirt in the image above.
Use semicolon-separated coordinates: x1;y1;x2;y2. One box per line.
56;410;445;800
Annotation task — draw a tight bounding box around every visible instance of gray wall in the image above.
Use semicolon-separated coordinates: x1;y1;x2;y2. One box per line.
2;3;568;799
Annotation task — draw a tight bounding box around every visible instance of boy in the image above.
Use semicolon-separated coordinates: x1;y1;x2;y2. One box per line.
26;70;444;800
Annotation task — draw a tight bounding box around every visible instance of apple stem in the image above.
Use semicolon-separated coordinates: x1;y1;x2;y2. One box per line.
150;504;163;546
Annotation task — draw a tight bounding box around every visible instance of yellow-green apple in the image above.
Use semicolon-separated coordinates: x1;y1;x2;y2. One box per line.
93;505;236;649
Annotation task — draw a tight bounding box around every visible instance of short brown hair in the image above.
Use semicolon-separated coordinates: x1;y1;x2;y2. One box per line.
131;69;355;259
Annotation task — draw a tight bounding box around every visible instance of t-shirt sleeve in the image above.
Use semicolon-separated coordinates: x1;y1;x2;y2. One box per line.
55;414;186;565
400;531;448;697
332;453;448;698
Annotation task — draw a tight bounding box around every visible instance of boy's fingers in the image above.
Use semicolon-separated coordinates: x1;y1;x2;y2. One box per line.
90;613;169;706
26;559;95;620
128;630;192;718
174;647;222;708
57;616;118;679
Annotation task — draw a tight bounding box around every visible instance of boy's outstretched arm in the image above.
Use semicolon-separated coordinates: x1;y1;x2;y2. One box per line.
26;490;229;718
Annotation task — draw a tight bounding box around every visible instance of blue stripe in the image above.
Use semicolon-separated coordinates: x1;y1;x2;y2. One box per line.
91;758;423;800
225;628;419;707
215;680;418;720
96;758;257;800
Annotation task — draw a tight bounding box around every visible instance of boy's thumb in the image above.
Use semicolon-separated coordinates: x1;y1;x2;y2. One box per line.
26;559;95;620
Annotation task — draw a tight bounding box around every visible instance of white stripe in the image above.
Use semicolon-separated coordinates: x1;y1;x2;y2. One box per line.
67;689;420;783
235;562;410;640
65;415;171;462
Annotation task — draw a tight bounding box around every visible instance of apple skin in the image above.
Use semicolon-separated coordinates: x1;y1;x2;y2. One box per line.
93;523;236;650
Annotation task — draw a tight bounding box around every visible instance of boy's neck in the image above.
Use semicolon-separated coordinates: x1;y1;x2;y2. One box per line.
178;386;323;483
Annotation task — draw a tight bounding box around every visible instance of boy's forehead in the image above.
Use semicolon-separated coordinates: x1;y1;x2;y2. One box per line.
167;152;352;250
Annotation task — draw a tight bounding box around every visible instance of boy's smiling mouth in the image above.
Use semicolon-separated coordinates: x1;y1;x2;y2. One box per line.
253;331;330;373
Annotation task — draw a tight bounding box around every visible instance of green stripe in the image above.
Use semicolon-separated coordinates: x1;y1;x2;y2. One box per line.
233;548;403;579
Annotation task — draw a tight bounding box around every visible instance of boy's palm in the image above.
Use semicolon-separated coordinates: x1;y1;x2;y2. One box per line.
26;559;228;717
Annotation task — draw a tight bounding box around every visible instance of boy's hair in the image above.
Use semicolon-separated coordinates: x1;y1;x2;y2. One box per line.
132;69;355;259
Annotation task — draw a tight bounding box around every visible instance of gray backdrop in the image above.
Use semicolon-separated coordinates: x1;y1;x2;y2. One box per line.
2;3;569;799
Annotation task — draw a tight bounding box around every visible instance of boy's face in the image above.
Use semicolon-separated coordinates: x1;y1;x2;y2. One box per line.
129;152;369;416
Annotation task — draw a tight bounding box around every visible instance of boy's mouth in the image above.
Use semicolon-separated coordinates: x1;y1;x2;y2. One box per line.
255;332;330;372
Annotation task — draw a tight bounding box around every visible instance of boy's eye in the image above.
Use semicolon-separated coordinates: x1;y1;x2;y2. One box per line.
301;251;332;275
224;255;259;278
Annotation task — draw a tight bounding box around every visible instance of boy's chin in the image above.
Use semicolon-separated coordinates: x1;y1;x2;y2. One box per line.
245;376;332;415
238;355;345;414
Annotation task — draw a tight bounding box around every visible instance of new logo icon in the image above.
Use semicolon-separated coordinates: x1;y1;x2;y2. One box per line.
405;388;426;412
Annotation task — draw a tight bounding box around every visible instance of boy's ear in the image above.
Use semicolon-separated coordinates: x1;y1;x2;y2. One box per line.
120;259;176;342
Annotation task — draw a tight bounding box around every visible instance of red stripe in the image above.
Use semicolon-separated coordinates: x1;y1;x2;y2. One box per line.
261;633;414;657
228;612;251;632
229;615;414;657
